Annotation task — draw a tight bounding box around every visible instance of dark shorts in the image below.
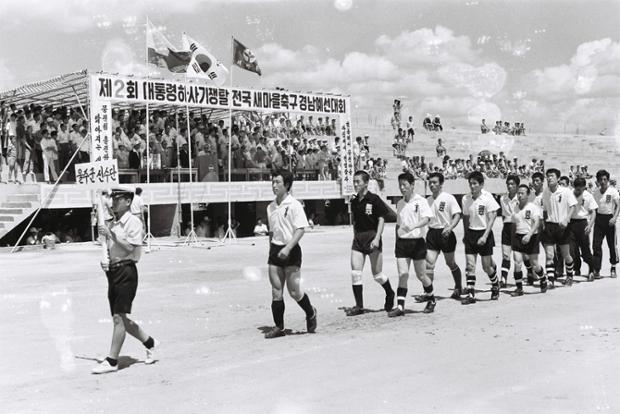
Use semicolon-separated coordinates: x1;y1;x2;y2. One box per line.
464;229;495;256
395;238;427;260
542;222;570;246
352;230;382;255
512;233;540;255
268;243;302;268
501;222;513;246
106;262;138;316
426;228;457;253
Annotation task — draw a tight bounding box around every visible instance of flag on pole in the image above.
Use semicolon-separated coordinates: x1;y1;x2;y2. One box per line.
232;38;262;76
182;33;229;87
146;19;191;73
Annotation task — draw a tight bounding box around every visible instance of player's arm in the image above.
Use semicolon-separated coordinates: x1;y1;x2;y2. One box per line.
524;215;540;243
587;207;596;234
282;228;305;254
611;196;620;226
445;212;461;235
462;214;469;236
480;210;498;244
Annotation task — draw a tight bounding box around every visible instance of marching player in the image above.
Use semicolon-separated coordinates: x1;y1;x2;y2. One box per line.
92;188;159;374
511;184;548;296
347;170;395;316
499;175;520;287
525;172;545;285
461;171;501;304
425;172;463;300
569;177;597;281
389;172;434;317
591;169;619;279
541;168;577;287
264;169;317;339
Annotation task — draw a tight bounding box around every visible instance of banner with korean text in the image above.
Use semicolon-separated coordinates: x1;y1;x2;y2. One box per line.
339;111;355;196
75;160;119;187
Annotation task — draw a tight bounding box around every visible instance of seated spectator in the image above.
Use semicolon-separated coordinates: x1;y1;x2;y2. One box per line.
423;114;433;131
42;232;60;249
480;119;489;134
493;121;502;134
26;227;41;245
253;218;269;236
432;115;443;131
436;138;446;157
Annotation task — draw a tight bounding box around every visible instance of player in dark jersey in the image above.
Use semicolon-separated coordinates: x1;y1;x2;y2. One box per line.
346;170;395;316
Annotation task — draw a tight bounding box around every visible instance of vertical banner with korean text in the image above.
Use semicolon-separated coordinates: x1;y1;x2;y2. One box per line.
339;111;355;196
89;76;113;162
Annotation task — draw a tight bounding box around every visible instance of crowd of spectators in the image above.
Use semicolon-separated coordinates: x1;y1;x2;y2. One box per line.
0;100;363;184
481;119;526;136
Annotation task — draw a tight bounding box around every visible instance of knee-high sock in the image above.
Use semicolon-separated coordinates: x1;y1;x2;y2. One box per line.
450;266;462;291
514;271;523;289
397;287;407;309
501;259;510;280
271;300;285;329
296;293;314;318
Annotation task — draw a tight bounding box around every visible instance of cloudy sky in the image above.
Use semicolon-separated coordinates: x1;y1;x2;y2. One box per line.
0;0;619;134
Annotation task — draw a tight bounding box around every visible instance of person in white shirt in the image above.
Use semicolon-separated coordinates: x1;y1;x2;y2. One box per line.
425;172;463;300
253;218;269;236
524;171;546;285
591;169;620;278
541;168;578;287
461;171;501;304
569;177;597;281
406;116;415;142
388;172;434;317
499;175;520;287
40;130;58;184
130;187;146;231
264;169;316;339
510;184;547;295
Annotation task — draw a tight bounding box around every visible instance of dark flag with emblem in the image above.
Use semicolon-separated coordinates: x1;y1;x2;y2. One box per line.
232;38;262;76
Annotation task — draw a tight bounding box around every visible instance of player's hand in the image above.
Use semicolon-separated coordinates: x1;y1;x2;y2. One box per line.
277;247;290;259
477;235;487;246
585;224;593;234
370;238;380;250
441;228;451;238
98;225;111;238
522;234;531;244
100;261;109;272
559;221;567;229
609;218;616;227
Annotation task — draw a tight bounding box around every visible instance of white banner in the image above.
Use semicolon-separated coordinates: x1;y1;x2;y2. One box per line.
75;160;119;186
89;75;113;162
339;113;355;195
91;74;348;115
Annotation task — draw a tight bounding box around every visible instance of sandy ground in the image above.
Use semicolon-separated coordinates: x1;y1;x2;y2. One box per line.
1;222;619;414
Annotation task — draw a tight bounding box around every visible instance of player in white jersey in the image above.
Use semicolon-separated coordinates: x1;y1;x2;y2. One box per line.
499;175;520;287
511;184;548;295
461;171;501;304
541;168;578;287
525;172;546;285
424;172;463;300
569;177;597;282
264;169;317;339
591;169;619;279
389;172;435;316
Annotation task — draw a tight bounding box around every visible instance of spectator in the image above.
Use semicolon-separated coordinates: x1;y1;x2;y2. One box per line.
40;129;58;184
253;218;269;236
480;119;489;134
406;116;415;141
436;138;446;158
432;114;443;131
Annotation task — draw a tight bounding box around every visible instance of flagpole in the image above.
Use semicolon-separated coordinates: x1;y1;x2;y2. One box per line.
222;36;235;243
184;75;197;245
144;16;153;251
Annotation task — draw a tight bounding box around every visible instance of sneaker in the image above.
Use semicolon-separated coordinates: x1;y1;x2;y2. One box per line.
587;272;595;282
611;268;617;279
450;289;462;300
510;287;524;297
388;307;405;317
423;299;436;313
491;285;500;300
414;294;431;303
306;307;317;334
264;326;286;339
145;339;160;365
346;306;365;317
594;271;602;280
461;294;476;305
563;276;573;287
540;281;548;293
384;292;395;312
92;359;118;374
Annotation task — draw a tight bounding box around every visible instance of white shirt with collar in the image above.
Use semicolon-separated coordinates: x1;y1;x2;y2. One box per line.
397;193;433;239
107;211;143;264
267;194;309;246
592;186;619;215
572;190;598;220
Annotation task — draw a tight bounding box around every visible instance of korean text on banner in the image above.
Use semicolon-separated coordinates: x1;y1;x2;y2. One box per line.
340;115;354;195
75;160;119;187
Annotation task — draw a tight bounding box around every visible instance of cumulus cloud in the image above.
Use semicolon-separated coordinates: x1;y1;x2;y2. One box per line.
0;60;16;92
100;38;149;77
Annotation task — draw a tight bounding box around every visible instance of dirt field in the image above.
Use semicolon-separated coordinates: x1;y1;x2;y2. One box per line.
2;222;619;413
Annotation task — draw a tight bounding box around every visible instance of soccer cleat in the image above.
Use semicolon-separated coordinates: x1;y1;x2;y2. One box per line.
423;299;436;313
548;278;556;289
540;281;548;293
414;294;431;303
145;339;160;365
611;268;617;278
388;307;405;317
491;285;500;300
587;272;595;282
461;294;476;305
264;326;286;339
346;306;365;317
526;274;535;286
563;276;573;287
92;359;118;375
450;289;462;300
384;292;395;312
510;287;524;297
306;307;317;334
594;271;602;280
